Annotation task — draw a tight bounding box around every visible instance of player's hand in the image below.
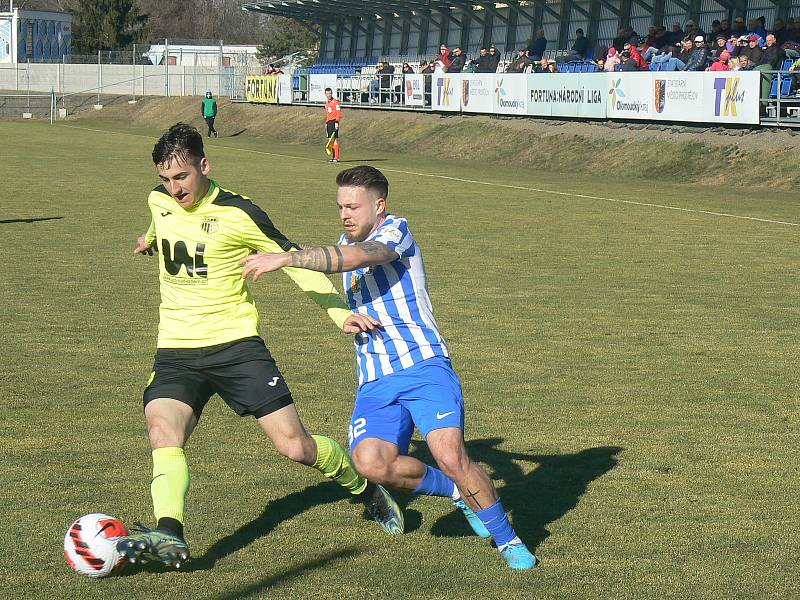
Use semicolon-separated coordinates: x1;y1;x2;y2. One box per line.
134;234;155;256
241;252;291;281
334;121;339;130
342;313;383;334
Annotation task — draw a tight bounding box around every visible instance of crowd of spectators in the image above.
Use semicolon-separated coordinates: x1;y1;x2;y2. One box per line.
596;16;797;73
356;15;797;105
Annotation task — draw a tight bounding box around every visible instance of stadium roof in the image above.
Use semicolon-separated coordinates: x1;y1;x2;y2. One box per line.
241;1;522;22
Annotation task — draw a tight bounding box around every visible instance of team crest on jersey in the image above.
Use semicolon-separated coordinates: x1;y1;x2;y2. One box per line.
201;217;219;234
350;267;371;293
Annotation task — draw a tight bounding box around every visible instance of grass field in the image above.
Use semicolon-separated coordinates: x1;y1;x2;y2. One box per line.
2;117;799;600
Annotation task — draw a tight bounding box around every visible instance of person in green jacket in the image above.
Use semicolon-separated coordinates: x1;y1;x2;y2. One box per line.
201;91;218;138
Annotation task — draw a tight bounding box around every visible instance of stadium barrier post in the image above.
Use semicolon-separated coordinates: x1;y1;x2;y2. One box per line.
50;87;55;124
218;39;223;97
96;50;101;106
193;51;197;96
165;38;170;97
181;56;185;96
132;44;137;103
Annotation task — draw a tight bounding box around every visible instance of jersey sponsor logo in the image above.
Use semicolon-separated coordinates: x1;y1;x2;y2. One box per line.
161;239;208;278
436;411;455;420
200;217;219;234
379;226;403;244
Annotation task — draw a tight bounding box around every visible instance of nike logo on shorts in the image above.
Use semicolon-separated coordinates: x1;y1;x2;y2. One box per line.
268;376;280;387
436;411;455;420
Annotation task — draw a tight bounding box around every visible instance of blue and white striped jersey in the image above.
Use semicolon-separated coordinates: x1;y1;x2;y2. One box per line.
339;214;449;385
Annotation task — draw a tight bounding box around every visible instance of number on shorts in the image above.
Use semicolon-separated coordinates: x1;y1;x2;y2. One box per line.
348;417;367;445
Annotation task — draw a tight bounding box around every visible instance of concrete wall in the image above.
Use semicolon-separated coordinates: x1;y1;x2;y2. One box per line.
0;62;234;97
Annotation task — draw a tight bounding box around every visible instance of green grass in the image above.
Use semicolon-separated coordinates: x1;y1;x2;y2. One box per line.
2;118;799;600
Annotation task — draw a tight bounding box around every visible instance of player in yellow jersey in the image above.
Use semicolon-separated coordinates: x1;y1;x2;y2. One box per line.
116;123;403;569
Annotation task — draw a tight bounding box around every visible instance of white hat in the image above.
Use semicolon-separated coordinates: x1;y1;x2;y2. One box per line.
694;35;704;42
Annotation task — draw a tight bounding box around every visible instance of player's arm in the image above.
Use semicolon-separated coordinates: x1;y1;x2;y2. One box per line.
242;241;397;279
239;208;379;333
134;220;157;256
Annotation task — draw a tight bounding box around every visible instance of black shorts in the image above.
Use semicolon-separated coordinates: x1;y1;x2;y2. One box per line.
143;336;293;419
326;120;339;140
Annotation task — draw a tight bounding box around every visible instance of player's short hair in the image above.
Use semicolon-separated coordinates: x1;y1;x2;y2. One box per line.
152;122;205;167
336;165;389;200
324;87;332;92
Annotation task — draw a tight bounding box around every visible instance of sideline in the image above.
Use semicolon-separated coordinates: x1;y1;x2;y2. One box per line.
61;123;800;228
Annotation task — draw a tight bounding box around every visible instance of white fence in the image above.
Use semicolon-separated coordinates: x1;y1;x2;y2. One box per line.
0;62;236;98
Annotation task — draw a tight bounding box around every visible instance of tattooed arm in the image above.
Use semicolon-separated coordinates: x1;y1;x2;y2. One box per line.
241;241;398;281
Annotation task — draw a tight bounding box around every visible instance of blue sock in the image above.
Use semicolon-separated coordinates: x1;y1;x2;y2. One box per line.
414;465;456;497
475;500;518;548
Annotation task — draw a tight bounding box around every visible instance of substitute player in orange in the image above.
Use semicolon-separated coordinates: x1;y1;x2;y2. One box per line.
324;87;342;163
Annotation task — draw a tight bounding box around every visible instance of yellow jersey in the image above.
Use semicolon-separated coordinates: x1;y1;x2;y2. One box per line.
144;180;350;348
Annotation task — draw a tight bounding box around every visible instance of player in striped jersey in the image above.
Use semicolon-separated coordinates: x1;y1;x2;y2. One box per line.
241;166;537;570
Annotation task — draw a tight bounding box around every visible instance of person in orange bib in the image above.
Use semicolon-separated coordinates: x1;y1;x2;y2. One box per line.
324;87;342;163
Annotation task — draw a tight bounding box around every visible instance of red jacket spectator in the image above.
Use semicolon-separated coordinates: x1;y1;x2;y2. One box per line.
628;45;649;69
708;51;731;70
435;45;452;69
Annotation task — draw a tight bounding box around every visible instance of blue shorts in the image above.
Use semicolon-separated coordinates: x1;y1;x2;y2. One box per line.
348;356;464;453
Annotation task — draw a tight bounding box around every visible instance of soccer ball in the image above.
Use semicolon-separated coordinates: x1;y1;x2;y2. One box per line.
64;513;129;578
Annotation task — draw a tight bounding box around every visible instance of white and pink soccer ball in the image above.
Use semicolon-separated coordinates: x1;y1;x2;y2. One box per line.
64;513;129;578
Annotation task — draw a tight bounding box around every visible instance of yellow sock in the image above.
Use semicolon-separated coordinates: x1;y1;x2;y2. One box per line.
151;447;190;524
311;435;367;495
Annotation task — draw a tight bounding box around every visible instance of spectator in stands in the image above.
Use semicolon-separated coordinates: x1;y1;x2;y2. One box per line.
645;26;658;48
667;23;685;46
719;19;732;39
676;38;693;63
527;30;548;61
649;46;686;71
624;41;649;69
788;19;800;42
547;60;559;73
595;57;606;70
652;27;669;50
709;20;722;40
571;28;590;59
711;35;728;59
401;62;415;75
421;60;434;107
487;46;501;72
734;54;753;70
732;16;747;37
435;45;452;69
736;35;764;65
506;48;531;73
619;50;639;71
761;34;787;68
373;61;395;104
604;47;621;71
749;18;767;39
683;36;709;70
471;48;489;72
707;50;731;71
448;47;467;73
773;19;789;45
533;56;550;73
